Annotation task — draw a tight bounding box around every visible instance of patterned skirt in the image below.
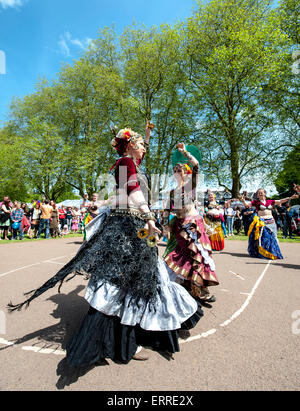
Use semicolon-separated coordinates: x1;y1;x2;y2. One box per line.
163;215;219;299
248;216;283;260
204;215;224;251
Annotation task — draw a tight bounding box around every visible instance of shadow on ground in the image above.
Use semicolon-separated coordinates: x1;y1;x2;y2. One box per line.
220;251;250;258
1;285;88;353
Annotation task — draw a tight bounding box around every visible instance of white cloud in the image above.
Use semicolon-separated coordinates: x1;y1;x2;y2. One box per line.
58;32;93;57
58;35;71;57
0;0;25;9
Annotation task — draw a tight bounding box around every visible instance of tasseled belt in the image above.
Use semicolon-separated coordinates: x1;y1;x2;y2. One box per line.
110;208;144;220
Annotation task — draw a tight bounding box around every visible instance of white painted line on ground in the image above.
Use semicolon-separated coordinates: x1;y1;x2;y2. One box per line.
0;263;41;279
179;328;217;344
43;261;65;265
41;255;70;263
220;261;271;328
0;337;16;346
0;258;272;357
229;271;245;280
0;254;75;280
221;289;230;292
22;346;66;355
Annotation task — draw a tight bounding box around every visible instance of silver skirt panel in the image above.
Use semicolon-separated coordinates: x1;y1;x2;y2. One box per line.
85;258;197;331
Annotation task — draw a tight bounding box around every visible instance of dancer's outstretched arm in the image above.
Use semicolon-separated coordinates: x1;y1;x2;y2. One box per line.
129;189;161;237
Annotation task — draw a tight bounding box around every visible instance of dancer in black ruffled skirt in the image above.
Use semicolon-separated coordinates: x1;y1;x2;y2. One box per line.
8;123;203;366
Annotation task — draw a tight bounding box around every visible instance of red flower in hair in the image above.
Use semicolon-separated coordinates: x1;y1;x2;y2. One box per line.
185;164;192;174
123;130;131;140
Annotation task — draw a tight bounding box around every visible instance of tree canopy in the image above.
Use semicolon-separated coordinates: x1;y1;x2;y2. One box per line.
0;0;298;201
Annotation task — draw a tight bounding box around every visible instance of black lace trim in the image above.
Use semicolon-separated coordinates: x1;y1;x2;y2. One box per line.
7;215;159;312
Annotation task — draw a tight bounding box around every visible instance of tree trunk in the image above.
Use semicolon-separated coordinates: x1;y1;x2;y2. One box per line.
230;141;241;198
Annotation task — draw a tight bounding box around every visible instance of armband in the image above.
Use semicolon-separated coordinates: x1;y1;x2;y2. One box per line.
141;212;157;222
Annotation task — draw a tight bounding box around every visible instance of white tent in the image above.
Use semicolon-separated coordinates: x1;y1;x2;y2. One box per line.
151;200;164;210
56;200;81;208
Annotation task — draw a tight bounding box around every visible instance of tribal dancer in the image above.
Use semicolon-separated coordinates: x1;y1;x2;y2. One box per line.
240;189;298;260
204;192;225;251
8;123;202;366
163;144;219;302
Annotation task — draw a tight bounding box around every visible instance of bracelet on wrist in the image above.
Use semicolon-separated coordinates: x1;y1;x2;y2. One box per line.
141;212;157;222
183;149;192;159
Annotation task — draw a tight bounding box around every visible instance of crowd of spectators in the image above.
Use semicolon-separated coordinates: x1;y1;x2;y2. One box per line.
0;190;299;241
202;191;299;239
153;190;300;240
0;193;100;241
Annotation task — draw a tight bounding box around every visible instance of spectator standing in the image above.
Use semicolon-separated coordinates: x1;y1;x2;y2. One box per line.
272;206;280;230
240;201;256;235
50;203;60;238
66;207;73;231
225;203;235;236
279;202;294;239
71;207;81;233
11;202;24;240
21;203;31;238
234;205;243;235
58;205;66;230
0;196;12;240
37;200;53;239
31;202;41;238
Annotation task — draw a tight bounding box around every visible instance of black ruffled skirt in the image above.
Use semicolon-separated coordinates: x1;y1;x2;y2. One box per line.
66;302;203;367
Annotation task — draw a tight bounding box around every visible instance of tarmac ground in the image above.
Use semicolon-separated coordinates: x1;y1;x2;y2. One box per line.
0;237;299;391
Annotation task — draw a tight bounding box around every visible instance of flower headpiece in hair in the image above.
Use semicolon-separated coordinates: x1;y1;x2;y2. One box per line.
116;128;133;141
184;164;192;175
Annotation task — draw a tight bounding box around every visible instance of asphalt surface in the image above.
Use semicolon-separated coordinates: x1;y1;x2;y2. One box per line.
0;237;299;391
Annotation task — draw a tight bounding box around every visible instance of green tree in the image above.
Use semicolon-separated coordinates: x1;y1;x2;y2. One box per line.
56;32;124;197
0;127;30;201
275;142;300;198
184;0;291;196
260;0;300;150
119;22;197;186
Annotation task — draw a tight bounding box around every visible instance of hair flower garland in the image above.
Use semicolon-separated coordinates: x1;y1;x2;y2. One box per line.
184;164;192;175
116;128;132;141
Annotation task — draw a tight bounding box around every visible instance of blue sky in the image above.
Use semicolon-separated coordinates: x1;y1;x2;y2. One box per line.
0;0;198;124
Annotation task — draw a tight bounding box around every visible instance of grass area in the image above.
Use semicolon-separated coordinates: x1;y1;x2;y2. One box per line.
0;233;83;244
226;234;248;241
1;232;299;245
226;232;300;243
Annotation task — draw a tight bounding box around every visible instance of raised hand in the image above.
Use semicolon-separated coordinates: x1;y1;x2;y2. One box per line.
290;193;299;200
177;142;186;152
293;183;300;195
